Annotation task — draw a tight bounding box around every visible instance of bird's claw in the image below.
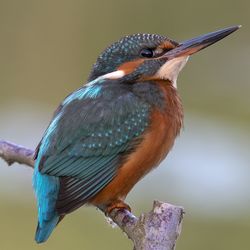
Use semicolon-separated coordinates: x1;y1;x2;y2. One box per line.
105;200;131;216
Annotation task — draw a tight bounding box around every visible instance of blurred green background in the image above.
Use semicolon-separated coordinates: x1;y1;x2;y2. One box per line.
0;0;249;249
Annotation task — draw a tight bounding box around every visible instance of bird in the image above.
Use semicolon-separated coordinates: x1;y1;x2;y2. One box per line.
33;25;240;243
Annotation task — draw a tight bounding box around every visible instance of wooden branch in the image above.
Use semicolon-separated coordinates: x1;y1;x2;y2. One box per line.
109;202;184;250
0;139;184;250
0;140;34;167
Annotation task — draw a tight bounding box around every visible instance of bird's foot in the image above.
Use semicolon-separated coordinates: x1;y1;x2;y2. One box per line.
105;200;131;216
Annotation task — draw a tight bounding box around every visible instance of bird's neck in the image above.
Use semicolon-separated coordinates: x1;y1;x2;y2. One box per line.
156;79;183;115
132;80;182;112
132;79;183;134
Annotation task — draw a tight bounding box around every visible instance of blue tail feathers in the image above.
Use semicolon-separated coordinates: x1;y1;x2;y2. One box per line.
33;161;60;243
35;215;59;243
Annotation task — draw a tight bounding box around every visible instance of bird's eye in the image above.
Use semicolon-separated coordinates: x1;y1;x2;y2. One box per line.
140;48;154;58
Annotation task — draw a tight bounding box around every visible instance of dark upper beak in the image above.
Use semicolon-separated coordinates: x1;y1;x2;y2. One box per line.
164;25;241;60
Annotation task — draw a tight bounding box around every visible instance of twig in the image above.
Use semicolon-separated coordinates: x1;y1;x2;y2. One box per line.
0;139;184;249
0;140;34;167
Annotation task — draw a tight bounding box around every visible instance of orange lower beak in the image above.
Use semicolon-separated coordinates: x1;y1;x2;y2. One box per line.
163;25;241;60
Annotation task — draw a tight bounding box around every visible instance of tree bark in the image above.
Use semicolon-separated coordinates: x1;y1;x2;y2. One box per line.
0;139;184;250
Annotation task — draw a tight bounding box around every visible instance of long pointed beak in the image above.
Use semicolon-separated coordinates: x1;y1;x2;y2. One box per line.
164;25;241;60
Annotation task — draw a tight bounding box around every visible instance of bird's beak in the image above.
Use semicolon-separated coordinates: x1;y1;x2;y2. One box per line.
163;25;241;60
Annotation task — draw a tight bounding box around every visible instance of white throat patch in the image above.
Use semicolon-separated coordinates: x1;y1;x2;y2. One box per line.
155;56;189;88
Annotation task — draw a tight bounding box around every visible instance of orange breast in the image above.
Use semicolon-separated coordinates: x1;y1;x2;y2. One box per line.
90;82;183;206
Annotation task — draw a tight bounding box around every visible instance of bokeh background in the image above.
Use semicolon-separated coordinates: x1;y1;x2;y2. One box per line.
0;0;249;249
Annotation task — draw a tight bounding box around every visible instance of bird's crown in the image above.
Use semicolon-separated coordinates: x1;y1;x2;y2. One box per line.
88;33;178;82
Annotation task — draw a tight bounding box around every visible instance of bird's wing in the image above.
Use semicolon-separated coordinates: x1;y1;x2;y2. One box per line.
35;81;150;214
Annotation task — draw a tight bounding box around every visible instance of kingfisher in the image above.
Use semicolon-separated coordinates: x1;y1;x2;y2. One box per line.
33;26;240;243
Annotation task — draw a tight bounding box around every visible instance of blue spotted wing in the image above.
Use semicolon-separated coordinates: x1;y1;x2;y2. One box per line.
35;80;150;214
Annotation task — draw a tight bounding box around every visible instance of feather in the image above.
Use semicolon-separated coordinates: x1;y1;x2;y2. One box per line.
33;78;151;242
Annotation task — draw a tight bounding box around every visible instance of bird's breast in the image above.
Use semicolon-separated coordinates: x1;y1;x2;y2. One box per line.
90;81;183;206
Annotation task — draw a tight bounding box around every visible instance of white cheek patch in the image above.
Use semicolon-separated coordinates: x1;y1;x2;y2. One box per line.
155;56;189;88
102;70;125;80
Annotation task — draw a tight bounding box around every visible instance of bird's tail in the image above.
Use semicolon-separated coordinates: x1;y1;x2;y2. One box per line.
33;163;62;243
35;215;59;243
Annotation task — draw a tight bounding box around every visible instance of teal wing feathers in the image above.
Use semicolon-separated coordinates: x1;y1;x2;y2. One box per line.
35;82;150;214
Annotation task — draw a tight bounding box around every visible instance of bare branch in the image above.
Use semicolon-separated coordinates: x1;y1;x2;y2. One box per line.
0;139;184;249
109;202;184;250
0;140;34;167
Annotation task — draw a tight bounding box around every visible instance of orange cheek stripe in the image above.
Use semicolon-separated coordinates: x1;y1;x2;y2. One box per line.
117;59;145;75
157;40;177;50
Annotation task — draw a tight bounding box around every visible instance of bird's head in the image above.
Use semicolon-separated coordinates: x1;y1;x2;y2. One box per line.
88;26;240;86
